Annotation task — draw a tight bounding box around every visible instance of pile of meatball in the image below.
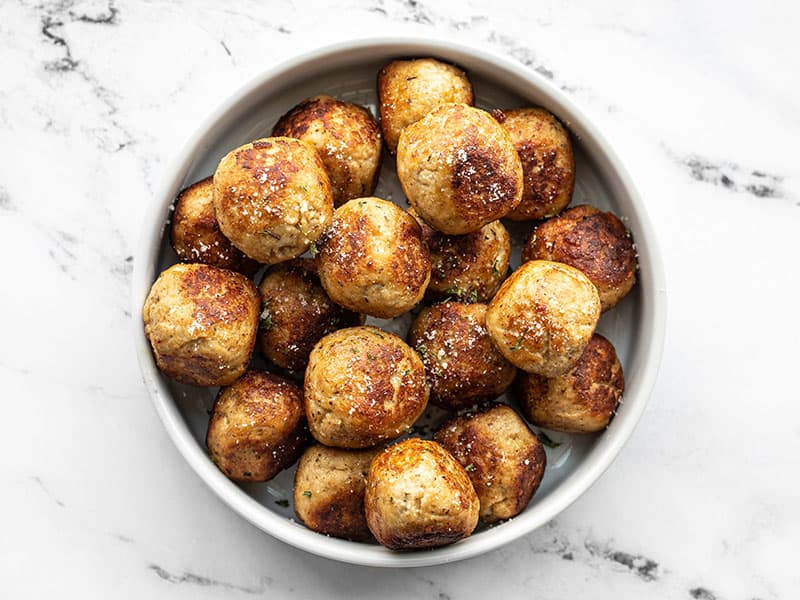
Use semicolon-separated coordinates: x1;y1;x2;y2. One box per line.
143;57;637;550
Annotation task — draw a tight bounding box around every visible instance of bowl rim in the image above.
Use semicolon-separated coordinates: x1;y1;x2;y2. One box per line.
132;35;667;568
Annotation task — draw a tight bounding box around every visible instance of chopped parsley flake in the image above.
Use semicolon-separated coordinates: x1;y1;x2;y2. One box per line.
302;490;312;497
275;499;289;507
537;431;562;448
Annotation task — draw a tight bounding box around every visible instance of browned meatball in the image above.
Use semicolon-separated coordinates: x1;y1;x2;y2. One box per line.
303;326;428;448
293;445;379;541
434;404;546;523
257;259;364;371
169;176;260;276
377;58;474;154
206;370;308;481
397;103;523;234
517;334;624;433
364;438;479;550
409;209;510;303
522;205;637;311
213;137;333;264
272;95;382;206
408;303;516;411
142;263;260;386
493;108;575;221
316;197;431;318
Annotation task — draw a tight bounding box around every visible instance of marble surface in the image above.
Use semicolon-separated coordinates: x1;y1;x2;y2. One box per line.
1;0;798;598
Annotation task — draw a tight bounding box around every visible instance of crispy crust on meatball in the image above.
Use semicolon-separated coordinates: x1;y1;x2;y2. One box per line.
142;263;260;386
408;303;516;410
522;205;637;311
485;260;600;377
493;108;575;221
316;197;431;318
377;58;474;154
364;438;479;550
169;177;260;276
397;103;523;234
303;326;428;448
257;259;364;371
293;445;379;541
213;137;333;264
272;96;382;206
517;334;624;433
206;370;308;481
434;404;546;523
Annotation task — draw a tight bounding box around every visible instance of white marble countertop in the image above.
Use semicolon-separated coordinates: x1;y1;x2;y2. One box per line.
2;0;798;598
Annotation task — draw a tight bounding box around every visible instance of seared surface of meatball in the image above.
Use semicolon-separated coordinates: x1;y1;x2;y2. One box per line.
257;259;364;371
522;205;637;311
142;263;260;386
213;137;333;264
434;404;546;523
377;58;473;154
293;445;379;541
493;108;575;221
517;333;624;433
169;176;260;276
408;303;516;410
364;438;479;550
316;197;430;318
206;370;308;481
486;260;600;377
272;95;382;206
397;103;523;234
410;209;510;303
304;326;428;448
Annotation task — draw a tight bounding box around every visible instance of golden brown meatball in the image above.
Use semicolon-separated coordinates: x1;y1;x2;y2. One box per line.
522;205;637;311
257;259;364;371
434;404;546;523
206;370;308;481
272;95;382;206
142;263;260;386
517;334;624;433
293;445;379;541
169;177;260;276
213;137;333;264
304;326;428;448
493;108;575;221
486;260;600;377
409;209;510;303
408;303;516;411
364;438;479;550
316;197;430;318
377;58;474;154
397;103;523;234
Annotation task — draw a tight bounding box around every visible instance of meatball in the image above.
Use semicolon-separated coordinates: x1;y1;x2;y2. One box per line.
493;108;575;221
316;197;430;318
517;334;624;433
397;103;523;234
485;260;600;377
377;57;474;154
408;302;516;411
410;209;510;303
304;326;428;448
142;263;260;386
213;137;333;264
293;445;379;541
434;404;546;523
169;176;260;276
257;259;364;371
272;95;382;206
522;205;637;311
206;370;308;481
364;438;479;550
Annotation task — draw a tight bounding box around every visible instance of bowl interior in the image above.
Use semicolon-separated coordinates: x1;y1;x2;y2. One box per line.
135;38;664;567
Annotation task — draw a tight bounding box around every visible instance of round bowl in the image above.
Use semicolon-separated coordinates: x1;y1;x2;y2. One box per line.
132;36;666;567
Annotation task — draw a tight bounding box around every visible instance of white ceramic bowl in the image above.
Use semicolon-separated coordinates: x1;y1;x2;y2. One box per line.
132;36;666;567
